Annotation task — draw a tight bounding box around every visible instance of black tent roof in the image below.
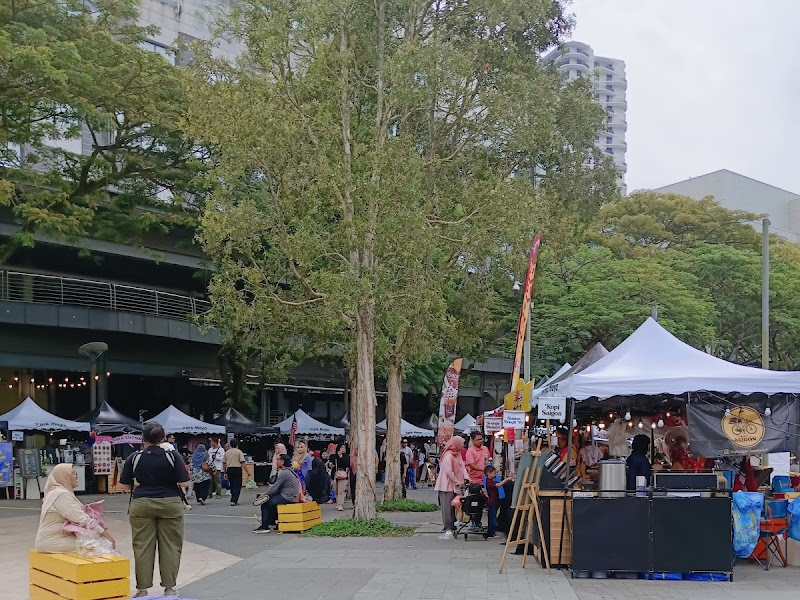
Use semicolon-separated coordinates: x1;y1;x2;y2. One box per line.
213;408;279;435
77;401;142;434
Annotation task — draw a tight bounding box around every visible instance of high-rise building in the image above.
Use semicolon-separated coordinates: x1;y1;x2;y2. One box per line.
543;41;628;195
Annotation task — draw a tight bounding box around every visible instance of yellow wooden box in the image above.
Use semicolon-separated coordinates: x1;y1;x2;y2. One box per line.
279;508;322;523
278;516;322;532
29;551;129;583
277;501;319;515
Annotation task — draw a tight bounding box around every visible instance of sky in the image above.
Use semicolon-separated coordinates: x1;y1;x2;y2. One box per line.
566;0;800;193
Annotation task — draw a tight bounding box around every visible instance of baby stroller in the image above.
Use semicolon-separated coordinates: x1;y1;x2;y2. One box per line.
454;483;488;541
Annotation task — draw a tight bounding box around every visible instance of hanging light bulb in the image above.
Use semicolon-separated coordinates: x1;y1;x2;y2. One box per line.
765;407;772;417
666;412;671;418
628;421;633;428
657;418;664;428
651;422;657;430
624;411;631;421
48;378;53;383
638;420;644;429
13;376;18;382
724;408;731;417
598;422;606;430
609;412;614;419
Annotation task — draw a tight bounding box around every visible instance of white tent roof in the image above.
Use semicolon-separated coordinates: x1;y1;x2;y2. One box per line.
541;318;800;401
146;405;225;434
484;362;575;416
0;397;91;432
376;418;434;438
277;409;344;436
454;414;478;431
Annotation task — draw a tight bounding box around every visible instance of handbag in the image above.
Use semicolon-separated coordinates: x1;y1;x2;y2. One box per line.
335;469;348;481
202;461;212;473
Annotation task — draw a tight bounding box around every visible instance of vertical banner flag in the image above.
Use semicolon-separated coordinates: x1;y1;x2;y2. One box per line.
437;359;463;445
510;235;541;392
289;415;298;446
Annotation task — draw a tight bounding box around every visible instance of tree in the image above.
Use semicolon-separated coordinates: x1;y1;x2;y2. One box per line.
0;0;205;262
189;0;616;518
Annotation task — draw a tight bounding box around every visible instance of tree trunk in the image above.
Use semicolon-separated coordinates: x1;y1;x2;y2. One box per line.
352;304;377;520
383;359;403;502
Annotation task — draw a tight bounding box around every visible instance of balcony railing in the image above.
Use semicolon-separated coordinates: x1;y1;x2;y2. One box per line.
0;270;210;322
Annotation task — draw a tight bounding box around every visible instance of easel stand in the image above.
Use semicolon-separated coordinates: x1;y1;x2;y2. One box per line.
22;475;43;500
499;441;550;575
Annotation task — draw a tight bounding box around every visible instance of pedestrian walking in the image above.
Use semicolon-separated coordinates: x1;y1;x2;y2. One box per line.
331;444;350;511
119;423;189;598
409;443;419;490
435;436;466;540
223;438;249;506
190;444;212;505
252;454;300;533
208;439;225;498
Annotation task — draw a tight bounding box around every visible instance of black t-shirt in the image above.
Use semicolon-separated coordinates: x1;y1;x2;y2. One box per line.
400;451;407;472
120;446;189;499
332;454;350;473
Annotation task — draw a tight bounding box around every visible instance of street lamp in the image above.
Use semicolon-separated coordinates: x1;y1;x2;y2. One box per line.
78;342;108;410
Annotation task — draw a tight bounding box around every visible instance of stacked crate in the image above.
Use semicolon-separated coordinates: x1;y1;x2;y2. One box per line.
29;550;130;600
277;502;322;532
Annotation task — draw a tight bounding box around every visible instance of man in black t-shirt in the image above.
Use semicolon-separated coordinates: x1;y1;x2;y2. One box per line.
400;451;408;499
119;423;189;598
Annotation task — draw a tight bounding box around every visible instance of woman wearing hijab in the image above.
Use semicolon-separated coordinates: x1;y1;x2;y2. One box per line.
292;440;313;479
190;444;212;505
626;434;652;491
434;436;466;540
271;442;287;480
35;464;115;553
305;457;331;504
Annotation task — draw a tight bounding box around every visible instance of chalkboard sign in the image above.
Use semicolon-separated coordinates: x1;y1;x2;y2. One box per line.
17;449;41;479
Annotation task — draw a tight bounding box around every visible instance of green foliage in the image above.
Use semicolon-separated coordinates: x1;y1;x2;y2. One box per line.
0;0;205;261
376;499;437;512
302;518;415;537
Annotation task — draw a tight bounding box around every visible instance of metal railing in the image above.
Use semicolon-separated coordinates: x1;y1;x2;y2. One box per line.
0;270;210;322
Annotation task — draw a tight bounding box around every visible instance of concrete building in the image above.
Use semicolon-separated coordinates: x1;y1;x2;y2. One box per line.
653;169;800;241
542;41;628;194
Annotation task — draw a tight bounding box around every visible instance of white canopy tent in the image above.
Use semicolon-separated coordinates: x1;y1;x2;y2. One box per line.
454;413;478;432
0;397;91;433
540;318;800;401
146;405;225;435
376;418;434;438
277;409;344;436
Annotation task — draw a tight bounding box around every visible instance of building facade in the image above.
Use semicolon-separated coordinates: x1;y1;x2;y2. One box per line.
542;41;628;195
653;169;800;242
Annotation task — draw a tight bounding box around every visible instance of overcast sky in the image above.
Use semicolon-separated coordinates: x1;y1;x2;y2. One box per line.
566;0;800;194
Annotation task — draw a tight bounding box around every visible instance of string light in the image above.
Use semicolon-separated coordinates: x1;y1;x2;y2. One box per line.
765;407;772;417
598;422;606;430
95;375;100;381
586;425;591;432
628;421;633;428
609;412;614;419
724;408;731;417
624;411;631;421
666;412;671;418
13;376;18;382
651;422;657;429
30;378;34;383
657;419;664;428
7;384;11;389
48;378;53;383
638;420;644;429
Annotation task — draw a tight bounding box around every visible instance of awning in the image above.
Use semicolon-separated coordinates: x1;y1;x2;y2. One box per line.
146;405;225;435
0;397;91;433
376;418;434;438
77;401;142;434
276;409;344;436
213;408;279;435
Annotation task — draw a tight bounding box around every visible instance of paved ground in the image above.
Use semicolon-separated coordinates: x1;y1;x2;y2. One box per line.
3;484;799;599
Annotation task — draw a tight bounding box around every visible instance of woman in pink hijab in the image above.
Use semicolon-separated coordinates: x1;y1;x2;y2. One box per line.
434;436;466;540
271;442;287;475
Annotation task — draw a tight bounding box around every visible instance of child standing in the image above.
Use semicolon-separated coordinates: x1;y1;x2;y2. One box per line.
483;466;512;538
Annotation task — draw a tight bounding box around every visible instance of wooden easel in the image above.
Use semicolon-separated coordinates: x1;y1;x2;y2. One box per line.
498;440;550;574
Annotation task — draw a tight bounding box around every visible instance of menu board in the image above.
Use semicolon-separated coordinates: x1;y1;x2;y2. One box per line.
93;441;112;475
17;448;41;479
0;443;12;487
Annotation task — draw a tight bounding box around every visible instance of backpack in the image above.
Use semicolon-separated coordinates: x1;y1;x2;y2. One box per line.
127;448;177;513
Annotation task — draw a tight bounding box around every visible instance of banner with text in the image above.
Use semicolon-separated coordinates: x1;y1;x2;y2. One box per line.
510;234;542;391
437;359;463;445
688;397;797;458
538;397;567;421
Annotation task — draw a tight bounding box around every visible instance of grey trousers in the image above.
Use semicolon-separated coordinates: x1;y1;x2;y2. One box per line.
439;491;456;531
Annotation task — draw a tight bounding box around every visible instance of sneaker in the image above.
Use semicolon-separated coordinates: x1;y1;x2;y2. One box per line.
133;591;149;598
253;527;270;534
198;497;205;505
164;587;179;596
437;530;454;540
454;521;465;527
253;494;270;506
337;506;344;511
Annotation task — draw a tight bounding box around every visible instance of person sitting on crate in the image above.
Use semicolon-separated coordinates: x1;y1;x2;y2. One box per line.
252;454;300;534
35;463;116;553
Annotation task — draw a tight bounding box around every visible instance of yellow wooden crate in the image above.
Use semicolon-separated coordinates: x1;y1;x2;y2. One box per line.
30;584;129;600
279;508;321;523
277;501;319;515
29;551;130;584
30;568;129;600
278;516;322;532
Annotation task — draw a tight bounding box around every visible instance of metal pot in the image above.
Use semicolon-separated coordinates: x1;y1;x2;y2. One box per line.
598;459;626;498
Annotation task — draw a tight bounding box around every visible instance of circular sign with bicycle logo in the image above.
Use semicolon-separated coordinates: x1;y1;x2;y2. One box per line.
721;406;765;448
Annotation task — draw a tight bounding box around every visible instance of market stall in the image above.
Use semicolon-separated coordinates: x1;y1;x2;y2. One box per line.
214;408;279;483
453;414;478;433
77;401;142;434
276;409;344;437
375;418;434;438
145;405;226;435
0;397;92;498
536;317;800;578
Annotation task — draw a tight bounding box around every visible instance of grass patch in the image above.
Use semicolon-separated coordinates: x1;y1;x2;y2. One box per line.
303;518;415;538
376;499;438;512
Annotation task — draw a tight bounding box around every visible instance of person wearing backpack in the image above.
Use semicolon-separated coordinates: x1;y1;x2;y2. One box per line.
119;422;190;598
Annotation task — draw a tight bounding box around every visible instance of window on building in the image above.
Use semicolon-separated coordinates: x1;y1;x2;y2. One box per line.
595;135;600;143
606;136;613;144
606;95;612;102
594;61;599;67
607;116;613;123
140;40;176;65
606;74;612;81
606;106;614;113
608;128;614;134
594;93;599;100
605;147;613;154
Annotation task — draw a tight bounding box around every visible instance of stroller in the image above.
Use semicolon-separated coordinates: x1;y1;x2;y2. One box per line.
454;483;489;541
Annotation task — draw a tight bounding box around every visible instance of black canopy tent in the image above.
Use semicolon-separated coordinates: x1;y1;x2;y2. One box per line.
213;408;279;435
77;401;142;434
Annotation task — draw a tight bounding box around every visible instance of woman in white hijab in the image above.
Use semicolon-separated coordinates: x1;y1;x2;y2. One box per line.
35;463;115;553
